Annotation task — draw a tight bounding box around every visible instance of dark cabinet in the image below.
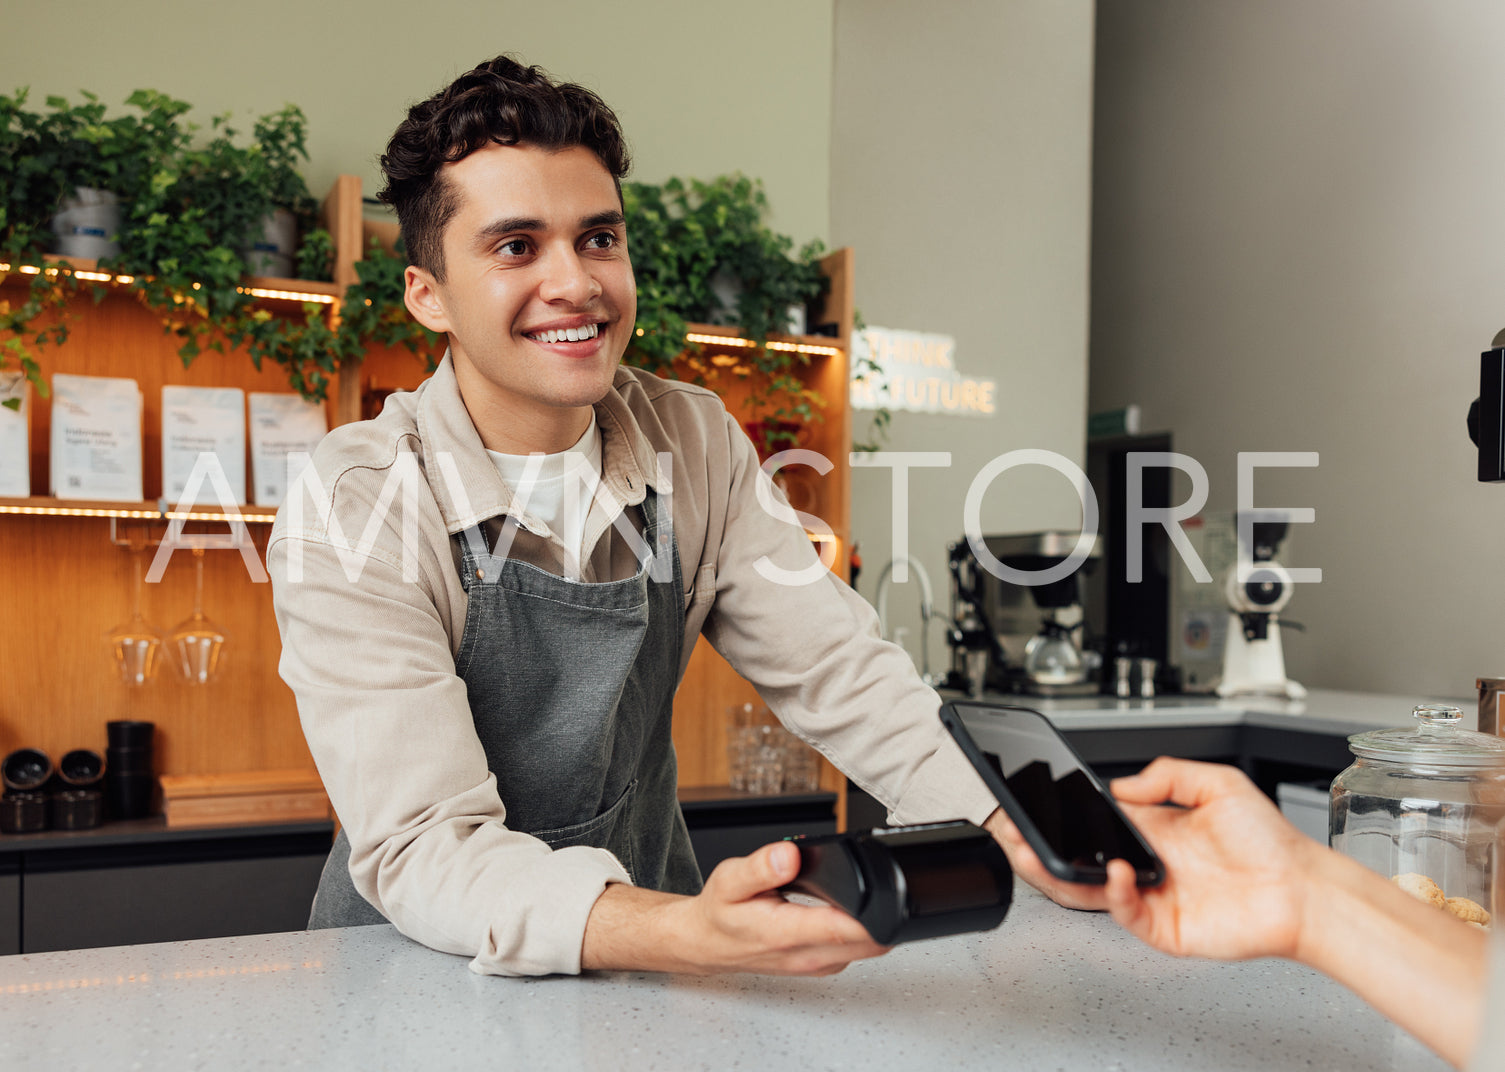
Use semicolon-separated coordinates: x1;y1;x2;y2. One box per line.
678;788;837;878
0;820;332;954
0;856;18;956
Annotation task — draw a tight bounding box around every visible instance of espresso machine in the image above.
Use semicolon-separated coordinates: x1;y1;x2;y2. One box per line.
944;532;1101;698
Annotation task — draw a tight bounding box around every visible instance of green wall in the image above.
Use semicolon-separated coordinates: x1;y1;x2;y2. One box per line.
3;0;832;244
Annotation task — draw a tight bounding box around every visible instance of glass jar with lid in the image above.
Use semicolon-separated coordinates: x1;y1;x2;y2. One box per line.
1331;703;1505;918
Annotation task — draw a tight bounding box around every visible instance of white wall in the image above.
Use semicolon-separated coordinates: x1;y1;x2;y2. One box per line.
3;0;833;244
1091;1;1505;698
831;0;1097;674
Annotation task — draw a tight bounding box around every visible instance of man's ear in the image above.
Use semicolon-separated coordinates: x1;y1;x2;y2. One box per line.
404;265;452;334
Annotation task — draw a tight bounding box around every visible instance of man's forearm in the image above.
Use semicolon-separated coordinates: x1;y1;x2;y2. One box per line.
580;883;697;973
1296;849;1487;1069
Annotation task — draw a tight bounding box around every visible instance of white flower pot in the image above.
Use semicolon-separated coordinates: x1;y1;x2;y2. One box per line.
242;208;297;277
51;187;122;259
708;267;743;326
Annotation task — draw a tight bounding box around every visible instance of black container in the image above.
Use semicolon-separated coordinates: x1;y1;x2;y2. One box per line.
105;745;154;775
0;791;49;834
59;749;106;787
1;749;52;792
50;788;103;830
105;771;156;820
106;720;155;749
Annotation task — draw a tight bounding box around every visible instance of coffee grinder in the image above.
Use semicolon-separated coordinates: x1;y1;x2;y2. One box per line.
945;532;1101;698
1216;521;1306;699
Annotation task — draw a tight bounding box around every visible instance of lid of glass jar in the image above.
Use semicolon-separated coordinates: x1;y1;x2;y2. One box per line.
1347;704;1505;767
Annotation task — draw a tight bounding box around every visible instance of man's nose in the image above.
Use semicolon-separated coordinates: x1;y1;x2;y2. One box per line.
538;248;602;305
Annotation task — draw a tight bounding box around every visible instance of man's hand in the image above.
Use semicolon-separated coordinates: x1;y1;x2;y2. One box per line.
1100;757;1323;961
581;840;890;975
982;808;1114;911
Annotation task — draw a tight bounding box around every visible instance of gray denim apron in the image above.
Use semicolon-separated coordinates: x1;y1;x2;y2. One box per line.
308;486;702;929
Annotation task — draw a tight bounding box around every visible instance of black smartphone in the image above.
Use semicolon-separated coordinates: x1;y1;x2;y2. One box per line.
939;700;1165;887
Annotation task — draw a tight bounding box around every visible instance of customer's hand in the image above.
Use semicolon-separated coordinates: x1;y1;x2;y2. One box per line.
581;841;890;975
1101;757;1320;961
1101;756;1489;1071
983;809;1115;911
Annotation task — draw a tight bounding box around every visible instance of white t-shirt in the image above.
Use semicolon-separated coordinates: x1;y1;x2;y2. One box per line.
486;421;603;576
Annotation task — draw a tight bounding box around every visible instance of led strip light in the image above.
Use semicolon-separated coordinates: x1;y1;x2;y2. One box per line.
0;501;277;523
684;332;843;357
1;262;336;304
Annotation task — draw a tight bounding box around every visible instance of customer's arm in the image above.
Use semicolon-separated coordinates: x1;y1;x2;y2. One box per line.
1103;758;1487;1070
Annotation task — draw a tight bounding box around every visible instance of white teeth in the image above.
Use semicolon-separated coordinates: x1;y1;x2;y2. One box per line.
529;324;600;344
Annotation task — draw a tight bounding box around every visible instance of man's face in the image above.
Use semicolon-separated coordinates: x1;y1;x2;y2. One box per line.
404;142;636;452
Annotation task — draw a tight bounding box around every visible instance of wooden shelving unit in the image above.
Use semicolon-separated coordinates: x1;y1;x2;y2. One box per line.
0;178;857;828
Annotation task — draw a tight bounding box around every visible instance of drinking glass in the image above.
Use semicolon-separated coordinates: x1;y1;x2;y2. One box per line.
106;545;162;687
168;547;227;685
781;742;821;793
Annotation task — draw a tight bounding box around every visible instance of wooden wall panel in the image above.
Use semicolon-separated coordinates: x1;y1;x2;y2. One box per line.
0;286;317;778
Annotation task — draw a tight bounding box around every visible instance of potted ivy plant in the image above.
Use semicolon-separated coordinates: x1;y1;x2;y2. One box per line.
622;173;828;453
0;88;68;400
115;103;328;361
1;89;337;395
237;104;319;277
41;89;190;260
1;88;196;393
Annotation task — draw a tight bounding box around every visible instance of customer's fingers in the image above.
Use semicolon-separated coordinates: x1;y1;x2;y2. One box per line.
1102;858;1145;926
1111;757;1253;809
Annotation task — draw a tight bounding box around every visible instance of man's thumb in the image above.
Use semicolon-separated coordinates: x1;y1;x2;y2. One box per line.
707;841;800;902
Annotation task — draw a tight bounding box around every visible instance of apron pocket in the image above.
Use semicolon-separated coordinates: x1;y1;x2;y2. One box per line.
529;779;638;883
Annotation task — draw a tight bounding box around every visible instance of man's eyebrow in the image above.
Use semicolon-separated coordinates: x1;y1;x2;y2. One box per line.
473;211;625;247
581;210;626;229
475;217;546;244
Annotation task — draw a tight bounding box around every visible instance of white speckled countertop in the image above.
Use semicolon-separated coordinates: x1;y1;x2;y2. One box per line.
966;687;1470;735
0;886;1444;1072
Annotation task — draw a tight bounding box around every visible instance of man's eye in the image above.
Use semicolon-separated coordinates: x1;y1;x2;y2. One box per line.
497;239;530;257
585;232;617;250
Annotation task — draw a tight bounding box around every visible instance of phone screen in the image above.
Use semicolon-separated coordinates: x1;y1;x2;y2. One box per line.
941;702;1163;885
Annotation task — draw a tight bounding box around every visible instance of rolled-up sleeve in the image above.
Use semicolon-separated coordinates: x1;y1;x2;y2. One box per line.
268;531;630;977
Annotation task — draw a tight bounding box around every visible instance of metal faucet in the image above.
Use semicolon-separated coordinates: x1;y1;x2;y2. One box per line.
874;555;937;685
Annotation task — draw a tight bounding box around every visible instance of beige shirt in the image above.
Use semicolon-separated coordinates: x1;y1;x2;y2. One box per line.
267;356;996;977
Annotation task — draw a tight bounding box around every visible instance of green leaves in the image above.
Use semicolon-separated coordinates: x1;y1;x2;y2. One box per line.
0;87;331;396
295;228;334;283
621;174;830;451
232;238;439;404
622;174;826;361
334;237;439;365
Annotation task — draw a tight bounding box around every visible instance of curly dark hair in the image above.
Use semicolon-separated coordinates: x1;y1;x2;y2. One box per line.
378;55;630;281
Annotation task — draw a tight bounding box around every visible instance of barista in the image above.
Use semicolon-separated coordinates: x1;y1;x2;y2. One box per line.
268;55;1103;977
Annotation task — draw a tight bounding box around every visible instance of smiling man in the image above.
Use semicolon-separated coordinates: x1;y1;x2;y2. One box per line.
268;55;1080;978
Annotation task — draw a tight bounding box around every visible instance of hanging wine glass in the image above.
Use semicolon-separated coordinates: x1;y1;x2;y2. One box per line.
106;543;163;687
168;547;227;685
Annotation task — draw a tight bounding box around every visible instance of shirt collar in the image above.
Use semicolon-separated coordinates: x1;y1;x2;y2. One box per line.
416;354;666;536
